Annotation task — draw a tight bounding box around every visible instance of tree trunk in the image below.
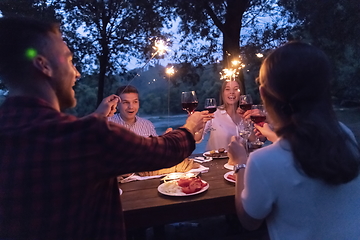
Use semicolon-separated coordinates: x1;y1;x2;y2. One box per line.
222;0;249;94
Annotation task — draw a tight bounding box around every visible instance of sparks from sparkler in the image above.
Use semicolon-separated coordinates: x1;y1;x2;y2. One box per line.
120;39;170;94
220;57;244;81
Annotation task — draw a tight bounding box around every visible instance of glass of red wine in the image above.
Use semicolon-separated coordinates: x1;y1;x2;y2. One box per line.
250;104;266;147
239;94;253;112
204;98;217;113
204;98;217;131
181;91;198;115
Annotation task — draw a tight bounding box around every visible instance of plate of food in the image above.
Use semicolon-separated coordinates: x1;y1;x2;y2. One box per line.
203;148;228;159
224;171;236;183
158;177;209;196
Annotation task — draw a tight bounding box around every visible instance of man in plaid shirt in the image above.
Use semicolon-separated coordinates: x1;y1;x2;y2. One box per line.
0;17;211;240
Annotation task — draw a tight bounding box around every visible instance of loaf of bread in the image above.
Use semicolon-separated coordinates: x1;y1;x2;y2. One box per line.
137;158;199;177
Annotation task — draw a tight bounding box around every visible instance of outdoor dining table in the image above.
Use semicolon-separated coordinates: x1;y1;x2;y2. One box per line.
120;154;243;231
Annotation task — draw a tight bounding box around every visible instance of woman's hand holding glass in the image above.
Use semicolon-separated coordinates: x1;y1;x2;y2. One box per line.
228;136;248;165
253;122;278;143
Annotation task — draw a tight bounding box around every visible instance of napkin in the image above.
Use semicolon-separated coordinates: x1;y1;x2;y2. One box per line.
118;164;209;183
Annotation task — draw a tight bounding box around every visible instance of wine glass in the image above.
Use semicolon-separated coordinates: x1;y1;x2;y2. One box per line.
239;94;253;112
181;91;198;115
249;104;266;147
237;119;252;153
204;98;217;131
204;98;217;113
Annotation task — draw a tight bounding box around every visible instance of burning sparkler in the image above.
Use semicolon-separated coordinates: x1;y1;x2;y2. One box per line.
121;38;170;94
220;57;245;81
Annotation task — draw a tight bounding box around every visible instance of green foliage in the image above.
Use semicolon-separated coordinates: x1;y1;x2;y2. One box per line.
0;0;60;21
277;0;360;102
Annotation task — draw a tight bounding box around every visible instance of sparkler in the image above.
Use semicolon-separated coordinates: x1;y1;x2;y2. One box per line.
220;57;244;81
121;39;169;94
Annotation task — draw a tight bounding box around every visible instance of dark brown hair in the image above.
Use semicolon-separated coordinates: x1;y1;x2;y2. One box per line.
0;17;60;84
260;41;360;184
115;85;139;95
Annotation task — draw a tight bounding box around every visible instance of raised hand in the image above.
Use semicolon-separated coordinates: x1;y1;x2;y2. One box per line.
254;123;278;143
93;94;120;117
228;136;247;165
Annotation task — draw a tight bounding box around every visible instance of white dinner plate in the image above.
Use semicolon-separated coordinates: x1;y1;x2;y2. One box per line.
224;171;236;183
224;163;234;170
158;179;209;197
203;150;228;159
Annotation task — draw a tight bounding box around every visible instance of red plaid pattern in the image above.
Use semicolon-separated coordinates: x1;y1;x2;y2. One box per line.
0;96;195;240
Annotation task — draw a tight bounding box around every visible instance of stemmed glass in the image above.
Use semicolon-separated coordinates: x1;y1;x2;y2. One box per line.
181;91;198;115
237;119;252;153
204;98;217;131
249;104;266;146
239;94;253;111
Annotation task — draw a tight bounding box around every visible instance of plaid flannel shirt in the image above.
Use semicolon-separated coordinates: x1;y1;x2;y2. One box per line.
0;96;195;240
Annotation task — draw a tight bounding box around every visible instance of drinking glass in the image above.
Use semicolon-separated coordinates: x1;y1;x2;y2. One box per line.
204;98;217;113
204;98;217;131
181;91;198;115
249;104;266;146
239;94;253;112
237;119;252;153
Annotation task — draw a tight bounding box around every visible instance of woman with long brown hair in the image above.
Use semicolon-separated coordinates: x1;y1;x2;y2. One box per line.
229;41;360;239
195;78;242;150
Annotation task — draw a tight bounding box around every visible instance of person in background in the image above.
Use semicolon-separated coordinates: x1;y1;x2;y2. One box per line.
108;85;158;137
0;17;211;240
195;79;262;151
228;41;360;240
195;79;242;150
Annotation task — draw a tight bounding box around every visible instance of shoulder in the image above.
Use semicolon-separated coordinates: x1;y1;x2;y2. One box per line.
136;116;155;126
107;113;123;124
248;139;293;172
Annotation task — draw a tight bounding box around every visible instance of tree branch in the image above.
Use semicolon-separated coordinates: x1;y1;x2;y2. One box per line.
203;3;225;34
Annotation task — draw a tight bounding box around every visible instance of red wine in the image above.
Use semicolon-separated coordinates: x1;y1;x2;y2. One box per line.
250;115;266;124
239;103;252;111
205;107;217;113
182;102;198;114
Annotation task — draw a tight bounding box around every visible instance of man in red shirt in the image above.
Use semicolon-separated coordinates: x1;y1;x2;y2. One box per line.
0;17;210;240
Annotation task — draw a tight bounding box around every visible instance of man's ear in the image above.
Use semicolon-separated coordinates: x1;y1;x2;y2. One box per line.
32;55;53;77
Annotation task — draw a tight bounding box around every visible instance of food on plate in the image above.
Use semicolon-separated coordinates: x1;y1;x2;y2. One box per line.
177;177;208;194
160;181;183;194
137;158;199;177
204;148;228;158
161;177;208;195
226;173;236;182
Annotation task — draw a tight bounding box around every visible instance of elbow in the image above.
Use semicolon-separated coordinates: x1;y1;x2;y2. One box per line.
236;201;264;231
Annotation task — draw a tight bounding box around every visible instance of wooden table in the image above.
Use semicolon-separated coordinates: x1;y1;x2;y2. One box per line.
120;156;242;231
